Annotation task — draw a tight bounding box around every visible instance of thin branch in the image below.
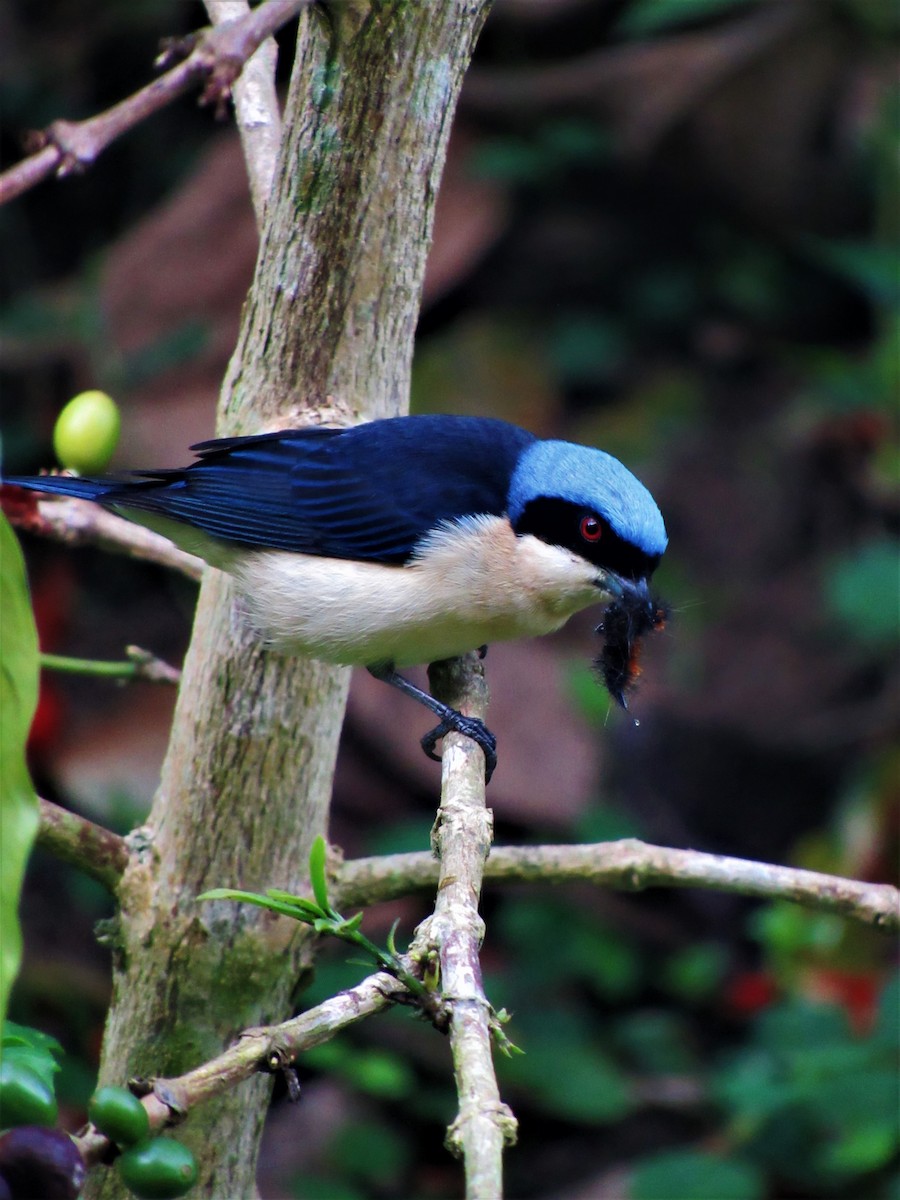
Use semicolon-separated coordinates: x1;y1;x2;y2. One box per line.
36;798;129;895
35;782;898;930
7;494;204;580
74;968;409;1168
414;655;517;1199
0;0;308;206
338;840;900;933
40;646;181;685
203;0;282;226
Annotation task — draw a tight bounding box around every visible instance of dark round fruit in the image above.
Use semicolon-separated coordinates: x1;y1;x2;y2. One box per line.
0;1126;85;1199
0;1061;58;1129
88;1086;150;1147
117;1137;198;1199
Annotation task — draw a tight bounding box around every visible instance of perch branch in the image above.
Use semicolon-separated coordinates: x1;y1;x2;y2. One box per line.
36;798;129;895
203;0;282;226
0;0;308;206
413;654;517;1199
74;968;409;1168
338;840;899;933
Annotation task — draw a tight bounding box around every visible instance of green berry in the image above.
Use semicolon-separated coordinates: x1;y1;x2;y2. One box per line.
88;1086;150;1147
0;1060;58;1129
52;390;121;474
116;1137;198;1199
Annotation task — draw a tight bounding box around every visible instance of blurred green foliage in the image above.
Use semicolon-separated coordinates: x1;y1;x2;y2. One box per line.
616;0;760;38
824;540;900;648
718;980;900;1189
1;1020;63;1092
0;518;40;1028
631;1150;764;1200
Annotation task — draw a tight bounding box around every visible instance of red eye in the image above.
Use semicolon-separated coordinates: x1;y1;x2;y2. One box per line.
580;514;603;542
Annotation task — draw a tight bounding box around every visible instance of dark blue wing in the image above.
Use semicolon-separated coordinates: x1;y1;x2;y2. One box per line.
11;416;536;564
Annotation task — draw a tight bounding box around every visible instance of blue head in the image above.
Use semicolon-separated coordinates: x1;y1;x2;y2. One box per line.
507;438;668;585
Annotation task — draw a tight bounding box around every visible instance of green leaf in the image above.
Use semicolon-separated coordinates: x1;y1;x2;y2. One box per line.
500;1010;632;1123
287;1175;365;1200
821;1120;899;1174
801;237;900;307
468;137;548;184
198;888;316;923
616;0;757;38
630;1151;765;1200
339;912;364;933
548;313;629;386
0;514;40;1026
613;1010;698;1075
883;1166;900;1200
266;889;324;918
824;540;900;648
328;1118;409;1187
875;972;899;1044
714;1049;793;1125
2;1020;64;1058
754;999;850;1054
662;942;728;1001
1;1043;61;1089
309;835;331;913
306;1043;416;1100
385;919;401;957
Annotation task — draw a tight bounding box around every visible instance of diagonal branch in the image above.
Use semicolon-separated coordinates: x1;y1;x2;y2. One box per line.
4;493;204;580
0;0;308;206
36;798;129;895
203;0;282;226
413;654;517;1199
73;967;409;1169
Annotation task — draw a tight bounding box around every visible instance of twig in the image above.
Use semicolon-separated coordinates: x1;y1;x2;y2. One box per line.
74;968;409;1168
36;798;129;895
414;654;517;1199
8;495;204;580
203;0;282;226
338;841;900;933
0;0;308;206
40;646;181;685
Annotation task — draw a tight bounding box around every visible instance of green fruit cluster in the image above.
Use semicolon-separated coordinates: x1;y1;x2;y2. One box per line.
89;1086;197;1199
0;1064;197;1199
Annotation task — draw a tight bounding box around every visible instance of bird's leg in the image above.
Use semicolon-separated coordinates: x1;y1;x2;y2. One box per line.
366;664;497;782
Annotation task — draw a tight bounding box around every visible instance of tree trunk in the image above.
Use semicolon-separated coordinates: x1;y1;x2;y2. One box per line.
88;4;492;1196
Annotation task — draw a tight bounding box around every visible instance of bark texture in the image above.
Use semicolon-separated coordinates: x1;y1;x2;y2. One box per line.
88;4;491;1196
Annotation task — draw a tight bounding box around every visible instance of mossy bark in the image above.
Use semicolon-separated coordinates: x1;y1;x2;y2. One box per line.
87;5;491;1196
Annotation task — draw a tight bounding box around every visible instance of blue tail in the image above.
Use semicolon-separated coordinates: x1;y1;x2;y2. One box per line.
4;474;116;503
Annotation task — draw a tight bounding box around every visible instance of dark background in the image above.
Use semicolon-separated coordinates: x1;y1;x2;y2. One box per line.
2;1;898;1197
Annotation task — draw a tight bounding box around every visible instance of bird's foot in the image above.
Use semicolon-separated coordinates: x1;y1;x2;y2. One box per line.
421;714;497;782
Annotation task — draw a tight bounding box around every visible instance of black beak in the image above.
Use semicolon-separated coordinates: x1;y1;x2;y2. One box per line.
594;575;668;709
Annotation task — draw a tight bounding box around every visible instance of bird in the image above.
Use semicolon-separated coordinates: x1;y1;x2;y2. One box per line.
6;414;668;780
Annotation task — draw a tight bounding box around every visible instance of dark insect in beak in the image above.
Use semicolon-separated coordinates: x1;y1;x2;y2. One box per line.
594;580;668;710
